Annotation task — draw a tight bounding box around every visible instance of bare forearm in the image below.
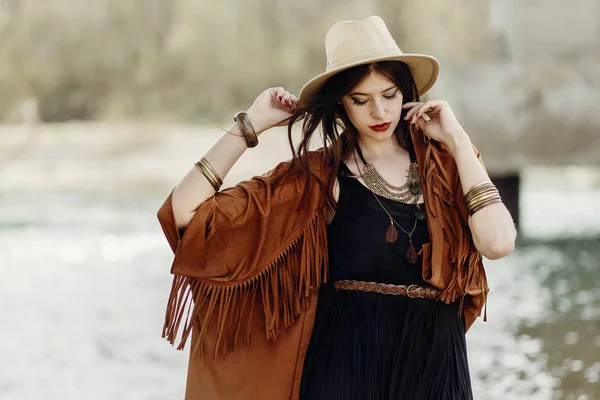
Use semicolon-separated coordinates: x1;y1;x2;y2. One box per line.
448;132;517;259
171;121;253;229
170;87;299;230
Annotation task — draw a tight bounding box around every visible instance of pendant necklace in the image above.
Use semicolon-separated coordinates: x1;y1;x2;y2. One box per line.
353;144;424;264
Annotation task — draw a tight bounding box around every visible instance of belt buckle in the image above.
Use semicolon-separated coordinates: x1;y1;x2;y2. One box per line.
406;284;419;299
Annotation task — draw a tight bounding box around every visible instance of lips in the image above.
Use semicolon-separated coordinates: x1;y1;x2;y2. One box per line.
369;122;391;132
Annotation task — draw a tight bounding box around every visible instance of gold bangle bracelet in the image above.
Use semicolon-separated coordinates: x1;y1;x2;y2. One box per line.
196;159;219;187
464;183;495;202
465;185;499;205
464;190;500;207
465;185;496;199
466;190;500;208
470;197;503;216
469;194;502;213
195;162;219;192
467;192;501;211
465;188;498;207
195;158;222;192
202;159;223;190
464;181;495;194
464;182;496;203
199;158;223;187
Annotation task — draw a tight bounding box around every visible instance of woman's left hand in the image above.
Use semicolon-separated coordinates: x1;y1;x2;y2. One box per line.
402;101;468;150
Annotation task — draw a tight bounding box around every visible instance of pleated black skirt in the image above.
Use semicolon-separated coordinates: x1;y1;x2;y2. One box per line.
299;283;473;400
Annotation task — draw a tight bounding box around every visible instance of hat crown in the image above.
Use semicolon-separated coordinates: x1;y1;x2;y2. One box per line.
298;16;439;103
325;16;403;71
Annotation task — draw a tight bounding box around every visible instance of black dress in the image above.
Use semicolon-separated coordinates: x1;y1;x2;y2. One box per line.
299;162;473;400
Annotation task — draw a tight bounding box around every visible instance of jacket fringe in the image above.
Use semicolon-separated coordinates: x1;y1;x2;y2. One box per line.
421;144;489;315
162;210;328;358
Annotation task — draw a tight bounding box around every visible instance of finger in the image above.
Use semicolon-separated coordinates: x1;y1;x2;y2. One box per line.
273;87;285;101
413;102;439;123
403;102;424;120
404;105;421;120
411;103;429;124
416;117;428;131
416;102;439;120
283;94;297;111
273;91;290;110
403;108;416;120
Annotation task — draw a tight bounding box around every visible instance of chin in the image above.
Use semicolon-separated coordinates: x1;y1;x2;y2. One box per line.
375;131;395;140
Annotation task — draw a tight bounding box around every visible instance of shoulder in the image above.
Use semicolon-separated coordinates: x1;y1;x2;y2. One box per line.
307;148;331;175
264;148;331;181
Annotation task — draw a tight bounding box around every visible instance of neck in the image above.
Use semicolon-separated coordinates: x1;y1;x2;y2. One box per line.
356;136;403;162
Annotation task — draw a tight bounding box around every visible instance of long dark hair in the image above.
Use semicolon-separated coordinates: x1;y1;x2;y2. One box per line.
280;61;420;211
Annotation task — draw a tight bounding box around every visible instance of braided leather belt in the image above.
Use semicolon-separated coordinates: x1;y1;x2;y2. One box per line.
334;280;441;299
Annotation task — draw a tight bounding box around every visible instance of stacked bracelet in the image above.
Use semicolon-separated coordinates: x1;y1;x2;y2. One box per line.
463;182;502;216
234;111;259;148
195;157;223;192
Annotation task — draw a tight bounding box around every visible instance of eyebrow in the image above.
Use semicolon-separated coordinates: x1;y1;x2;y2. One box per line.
348;85;397;96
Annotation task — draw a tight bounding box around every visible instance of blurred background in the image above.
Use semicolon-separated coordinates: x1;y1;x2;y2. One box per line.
1;0;599;399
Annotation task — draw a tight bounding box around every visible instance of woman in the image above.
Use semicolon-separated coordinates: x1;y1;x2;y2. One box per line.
157;16;516;400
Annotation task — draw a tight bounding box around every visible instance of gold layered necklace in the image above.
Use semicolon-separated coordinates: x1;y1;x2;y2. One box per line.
355;143;422;205
353;143;425;264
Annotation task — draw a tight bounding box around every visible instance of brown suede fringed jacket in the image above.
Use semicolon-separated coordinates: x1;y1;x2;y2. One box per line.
157;127;489;400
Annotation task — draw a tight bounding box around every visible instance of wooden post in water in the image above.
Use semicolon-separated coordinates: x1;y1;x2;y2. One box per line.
491;173;520;230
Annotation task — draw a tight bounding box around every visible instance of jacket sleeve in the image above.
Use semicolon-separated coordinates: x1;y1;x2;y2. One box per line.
156;159;329;357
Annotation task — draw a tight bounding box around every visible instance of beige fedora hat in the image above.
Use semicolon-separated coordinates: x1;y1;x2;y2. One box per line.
298;16;440;104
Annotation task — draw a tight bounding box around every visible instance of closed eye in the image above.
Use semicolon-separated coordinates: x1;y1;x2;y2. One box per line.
351;91;399;106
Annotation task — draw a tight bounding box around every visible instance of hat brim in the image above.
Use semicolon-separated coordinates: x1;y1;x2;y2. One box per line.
298;54;440;105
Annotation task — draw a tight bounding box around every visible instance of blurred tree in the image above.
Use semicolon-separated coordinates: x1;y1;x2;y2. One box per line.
378;0;491;62
0;0;492;123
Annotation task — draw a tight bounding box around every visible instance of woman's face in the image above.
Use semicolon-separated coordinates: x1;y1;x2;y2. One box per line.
340;72;404;142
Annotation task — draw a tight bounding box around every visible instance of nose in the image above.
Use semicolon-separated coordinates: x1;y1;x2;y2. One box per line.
370;98;386;120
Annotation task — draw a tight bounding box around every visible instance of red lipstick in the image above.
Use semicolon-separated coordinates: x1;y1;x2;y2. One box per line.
369;122;391;132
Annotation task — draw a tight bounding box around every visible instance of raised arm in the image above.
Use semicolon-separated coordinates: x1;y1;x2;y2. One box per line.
403;100;517;260
448;134;516;259
172;87;299;230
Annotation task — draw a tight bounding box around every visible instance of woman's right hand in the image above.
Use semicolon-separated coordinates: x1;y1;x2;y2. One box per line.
246;87;299;135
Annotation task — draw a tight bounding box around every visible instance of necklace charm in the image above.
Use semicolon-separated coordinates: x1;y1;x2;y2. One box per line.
406;239;418;264
385;218;398;243
415;204;426;221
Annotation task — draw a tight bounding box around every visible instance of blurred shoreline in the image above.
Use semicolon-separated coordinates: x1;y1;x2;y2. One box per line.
2;122;600;191
2;122;600;240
